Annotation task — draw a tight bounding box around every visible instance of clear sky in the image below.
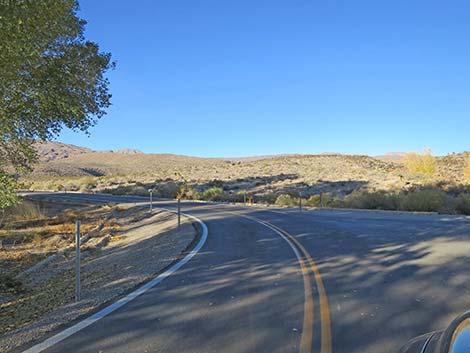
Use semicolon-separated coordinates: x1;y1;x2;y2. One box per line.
58;0;470;157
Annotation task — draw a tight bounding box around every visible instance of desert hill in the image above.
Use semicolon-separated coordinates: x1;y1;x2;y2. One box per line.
34;141;92;162
34;141;144;163
28;142;470;200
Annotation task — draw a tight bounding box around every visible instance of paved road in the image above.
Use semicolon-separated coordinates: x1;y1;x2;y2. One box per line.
19;193;470;353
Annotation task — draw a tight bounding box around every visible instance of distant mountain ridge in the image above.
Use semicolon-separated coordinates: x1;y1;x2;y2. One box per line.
35;141;143;162
375;152;408;162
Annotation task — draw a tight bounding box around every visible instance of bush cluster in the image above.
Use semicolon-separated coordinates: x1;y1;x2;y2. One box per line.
200;187;223;201
99;179;470;216
335;188;470;214
455;194;470;215
275;194;297;207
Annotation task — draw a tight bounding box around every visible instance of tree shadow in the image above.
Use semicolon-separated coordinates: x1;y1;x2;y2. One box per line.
246;208;470;353
7;208;306;353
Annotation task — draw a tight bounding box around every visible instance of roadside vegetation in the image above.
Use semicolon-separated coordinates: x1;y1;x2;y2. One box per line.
0;197;196;351
0;199;112;288
0;198;119;335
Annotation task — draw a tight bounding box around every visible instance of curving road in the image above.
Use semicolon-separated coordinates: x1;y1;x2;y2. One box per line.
17;193;470;353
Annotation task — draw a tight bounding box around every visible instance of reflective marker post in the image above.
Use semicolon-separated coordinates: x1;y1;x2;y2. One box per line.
75;220;81;302
149;189;153;212
177;198;181;227
299;191;302;213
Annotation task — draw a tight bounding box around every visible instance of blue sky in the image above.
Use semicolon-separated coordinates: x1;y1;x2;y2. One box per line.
58;0;470;157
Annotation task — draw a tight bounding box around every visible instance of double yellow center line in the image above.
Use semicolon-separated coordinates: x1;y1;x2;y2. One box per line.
232;211;332;353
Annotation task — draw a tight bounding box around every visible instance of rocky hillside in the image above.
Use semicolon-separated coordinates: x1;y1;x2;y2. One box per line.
34;141;143;163
436;152;470;183
34;141;92;162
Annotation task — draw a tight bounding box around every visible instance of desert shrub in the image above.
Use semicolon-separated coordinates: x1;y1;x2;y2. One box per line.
455;194;470;215
201;187;223;201
259;192;277;204
155;181;180;198
403;148;436;176
64;180;80;191
178;185;200;200
103;185;130;195
23;232;44;244
5;201;45;224
46;182;58;190
342;191;400;210
213;190;249;203
400;189;446;212
105;184;148;196
79;177;97;192
305;194;321;207
275;194;296;207
0;275;23;294
304;193;336;207
129;185;150;197
212;191;240;203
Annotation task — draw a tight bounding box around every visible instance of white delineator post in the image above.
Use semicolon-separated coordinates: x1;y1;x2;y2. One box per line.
75;220;81;302
177;198;181;227
149;189;153;212
299;191;302;212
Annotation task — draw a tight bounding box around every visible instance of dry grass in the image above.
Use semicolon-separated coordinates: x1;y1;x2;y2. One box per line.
0;198;122;336
0;199;112;282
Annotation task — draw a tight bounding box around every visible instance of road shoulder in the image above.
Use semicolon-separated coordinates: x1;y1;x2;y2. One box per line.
0;205;199;353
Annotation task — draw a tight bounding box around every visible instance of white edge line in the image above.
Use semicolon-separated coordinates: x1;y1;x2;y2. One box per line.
251;219;302;266
21;209;208;353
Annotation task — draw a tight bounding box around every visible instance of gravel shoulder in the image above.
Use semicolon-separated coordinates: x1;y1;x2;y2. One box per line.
0;205;198;353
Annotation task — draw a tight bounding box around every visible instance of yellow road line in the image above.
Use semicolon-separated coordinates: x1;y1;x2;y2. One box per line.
257;219;315;353
295;247;315;353
227;210;333;353
267;221;332;353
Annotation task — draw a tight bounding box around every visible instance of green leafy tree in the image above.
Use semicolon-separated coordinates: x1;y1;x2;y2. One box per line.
0;171;20;226
0;0;113;211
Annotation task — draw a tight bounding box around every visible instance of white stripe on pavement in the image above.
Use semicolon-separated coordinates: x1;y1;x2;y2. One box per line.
21;211;208;353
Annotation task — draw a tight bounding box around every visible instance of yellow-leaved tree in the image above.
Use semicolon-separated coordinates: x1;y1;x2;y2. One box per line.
404;148;436;176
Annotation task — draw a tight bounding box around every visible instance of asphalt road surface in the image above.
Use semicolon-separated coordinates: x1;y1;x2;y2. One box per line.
18;192;470;353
